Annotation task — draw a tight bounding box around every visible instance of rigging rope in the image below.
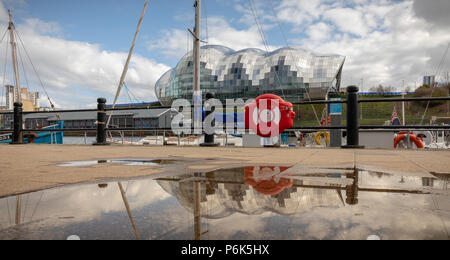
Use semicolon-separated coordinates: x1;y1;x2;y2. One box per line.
269;0;321;125
30;192;44;221
1;33;8;108
22;194;30;223
124;82;144;104
0;28;8;47
248;0;269;50
203;0;209;43
123;83;135;108
420;42;450;125
5;197;12;225
0;25;8;109
15;34;31;91
247;0;287;102
14;30;59;118
204;0;211;89
123;82;149;128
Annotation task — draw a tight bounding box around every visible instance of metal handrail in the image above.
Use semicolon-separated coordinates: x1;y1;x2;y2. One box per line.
3;90;450;146
0;96;448;115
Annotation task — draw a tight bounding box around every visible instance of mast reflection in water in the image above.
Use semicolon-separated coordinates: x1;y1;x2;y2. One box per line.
0;166;448;240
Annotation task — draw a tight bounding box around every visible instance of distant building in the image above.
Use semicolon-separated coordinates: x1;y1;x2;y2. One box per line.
4;85;39;111
5;85;16;111
423;75;436;87
0;101;173;130
20;108;177;130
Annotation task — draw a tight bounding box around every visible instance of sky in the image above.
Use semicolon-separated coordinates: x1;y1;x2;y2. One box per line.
0;0;449;109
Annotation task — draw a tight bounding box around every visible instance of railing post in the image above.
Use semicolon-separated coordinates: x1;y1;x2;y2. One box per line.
163;130;166;146
11;102;23;145
342;86;364;149
93;98;109;146
201;92;219;147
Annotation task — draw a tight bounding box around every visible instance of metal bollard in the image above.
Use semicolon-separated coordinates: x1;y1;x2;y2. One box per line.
200;92;219;147
11;102;23;144
406;131;412;149
163;131;166;146
342;86;364;149
93;98;110;146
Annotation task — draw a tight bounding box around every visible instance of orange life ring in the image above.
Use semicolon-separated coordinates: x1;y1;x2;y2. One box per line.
244;166;293;195
394;133;425;149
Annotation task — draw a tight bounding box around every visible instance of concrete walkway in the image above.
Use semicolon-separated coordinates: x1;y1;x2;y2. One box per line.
0;144;449;198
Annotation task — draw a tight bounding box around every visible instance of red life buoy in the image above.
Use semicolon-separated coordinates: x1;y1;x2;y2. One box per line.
244;94;296;138
394;133;425;149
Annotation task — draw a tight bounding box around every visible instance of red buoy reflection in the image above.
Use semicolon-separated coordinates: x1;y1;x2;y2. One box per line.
244;166;293;195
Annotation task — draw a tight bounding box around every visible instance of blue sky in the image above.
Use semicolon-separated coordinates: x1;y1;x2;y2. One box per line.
7;0;269;66
0;0;449;108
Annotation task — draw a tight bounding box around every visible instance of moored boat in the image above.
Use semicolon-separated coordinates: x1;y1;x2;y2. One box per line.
0;121;63;144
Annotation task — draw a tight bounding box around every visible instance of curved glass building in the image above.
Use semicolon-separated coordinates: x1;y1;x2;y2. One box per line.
155;45;345;106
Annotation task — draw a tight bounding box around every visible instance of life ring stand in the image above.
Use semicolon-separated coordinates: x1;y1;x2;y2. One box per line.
394;132;425;149
244;94;295;138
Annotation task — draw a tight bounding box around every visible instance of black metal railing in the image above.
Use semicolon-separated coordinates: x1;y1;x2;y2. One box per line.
2;86;450;147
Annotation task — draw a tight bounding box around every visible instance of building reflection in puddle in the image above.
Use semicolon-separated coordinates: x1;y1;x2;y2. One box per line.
156;166;448;240
0;166;448;240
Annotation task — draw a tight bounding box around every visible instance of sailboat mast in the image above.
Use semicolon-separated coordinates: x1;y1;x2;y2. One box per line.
106;0;149;128
15;195;21;225
193;181;201;240
192;0;202;134
193;0;201;95
8;9;21;103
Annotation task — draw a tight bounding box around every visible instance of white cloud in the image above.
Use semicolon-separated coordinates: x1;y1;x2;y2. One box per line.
0;3;170;109
308;22;332;42
22;18;62;36
206;16;278;51
276;0;337;27
148;16;279;61
0;1;7;23
148;28;191;59
150;0;450;91
279;0;450;90
323;8;369;36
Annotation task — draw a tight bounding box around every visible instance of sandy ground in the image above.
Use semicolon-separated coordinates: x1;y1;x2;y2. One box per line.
0;144;449;198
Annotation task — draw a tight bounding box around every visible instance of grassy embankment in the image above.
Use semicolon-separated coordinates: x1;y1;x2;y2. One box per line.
294;86;450;127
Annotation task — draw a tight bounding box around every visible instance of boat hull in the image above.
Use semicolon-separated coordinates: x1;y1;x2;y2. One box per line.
0;122;64;144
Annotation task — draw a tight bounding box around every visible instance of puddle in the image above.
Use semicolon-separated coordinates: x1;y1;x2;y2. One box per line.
0;166;449;240
57;159;177;167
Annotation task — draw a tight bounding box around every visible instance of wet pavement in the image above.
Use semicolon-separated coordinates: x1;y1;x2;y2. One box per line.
0;164;448;240
57;159;178;167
